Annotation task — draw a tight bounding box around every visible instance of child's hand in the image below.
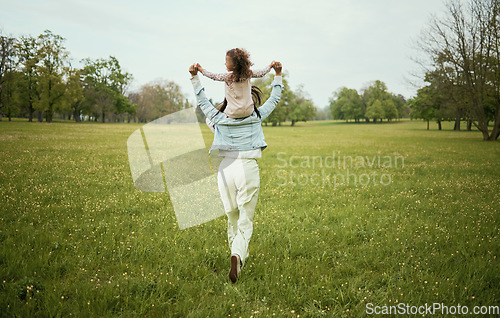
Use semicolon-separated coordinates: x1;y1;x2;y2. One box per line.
269;61;276;68
196;63;204;73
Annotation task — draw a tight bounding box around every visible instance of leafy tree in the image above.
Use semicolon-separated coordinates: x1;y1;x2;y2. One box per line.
329;95;344;121
382;99;398;122
14;35;40;122
329;87;364;122
287;86;316;126
418;0;500;140
392;94;409;120
362;80;391;122
408;86;439;130
81;56;133;122
34;30;70;122
65;68;84;122
134;79;189;123
365;99;385;123
254;73;289;126
0;33;17;121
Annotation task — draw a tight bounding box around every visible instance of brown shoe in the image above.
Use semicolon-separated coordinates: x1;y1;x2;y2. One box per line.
229;254;241;283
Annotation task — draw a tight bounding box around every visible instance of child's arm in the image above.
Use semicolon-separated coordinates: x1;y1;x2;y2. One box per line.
197;64;230;82
251;62;273;78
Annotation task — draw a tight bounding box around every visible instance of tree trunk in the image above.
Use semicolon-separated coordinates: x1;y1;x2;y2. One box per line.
37;111;43;122
73;109;81;122
45;111;53;123
28;105;34;122
454;108;461;131
291;120;295;126
437;120;442;130
272;122;277;127
467;120;472;131
427;120;429;130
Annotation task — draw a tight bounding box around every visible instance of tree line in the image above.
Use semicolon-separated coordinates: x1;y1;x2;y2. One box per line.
409;0;499;141
328;80;409;123
0;30;193;123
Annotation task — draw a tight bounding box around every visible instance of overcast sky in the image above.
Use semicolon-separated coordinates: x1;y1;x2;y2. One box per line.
1;0;447;109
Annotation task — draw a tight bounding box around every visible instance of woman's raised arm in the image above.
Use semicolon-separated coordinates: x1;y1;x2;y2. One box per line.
189;64;228;124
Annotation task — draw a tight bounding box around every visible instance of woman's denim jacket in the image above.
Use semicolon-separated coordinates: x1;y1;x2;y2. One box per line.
191;75;284;155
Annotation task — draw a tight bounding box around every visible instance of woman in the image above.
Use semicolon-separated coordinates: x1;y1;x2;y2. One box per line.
189;61;283;283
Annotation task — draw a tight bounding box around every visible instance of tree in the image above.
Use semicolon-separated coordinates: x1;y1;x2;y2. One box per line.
287;86;316;126
0;32;17;121
65;68;84;122
362;80;391;122
329;87;364;122
381;99;398;122
393;94;410;120
409;86;438;130
81;56;133;122
35;30;70;122
15;35;40;122
365;99;385;123
418;0;500;140
134;79;190;123
254;73;289;126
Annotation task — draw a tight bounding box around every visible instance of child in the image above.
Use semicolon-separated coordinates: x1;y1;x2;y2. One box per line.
196;48;274;119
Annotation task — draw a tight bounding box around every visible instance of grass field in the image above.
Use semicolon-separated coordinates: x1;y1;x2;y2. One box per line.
0;118;498;317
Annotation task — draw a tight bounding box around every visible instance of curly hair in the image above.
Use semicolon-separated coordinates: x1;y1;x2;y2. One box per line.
226;48;253;82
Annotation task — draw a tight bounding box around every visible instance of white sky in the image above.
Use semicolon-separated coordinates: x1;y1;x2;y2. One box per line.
0;0;446;108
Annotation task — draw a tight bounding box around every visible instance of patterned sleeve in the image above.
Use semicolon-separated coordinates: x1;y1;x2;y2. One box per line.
251;65;272;78
201;69;231;82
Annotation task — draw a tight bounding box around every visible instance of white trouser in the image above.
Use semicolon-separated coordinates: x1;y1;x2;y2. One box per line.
217;157;260;265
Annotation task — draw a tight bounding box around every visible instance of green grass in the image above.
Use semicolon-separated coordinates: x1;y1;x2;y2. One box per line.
0;118;498;317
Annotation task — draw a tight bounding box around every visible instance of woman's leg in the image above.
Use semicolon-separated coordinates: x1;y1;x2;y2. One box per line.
217;158;240;250
230;158;260;266
217;158;260;265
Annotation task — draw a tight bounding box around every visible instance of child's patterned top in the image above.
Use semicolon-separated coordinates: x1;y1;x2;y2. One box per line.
200;65;272;119
201;65;272;86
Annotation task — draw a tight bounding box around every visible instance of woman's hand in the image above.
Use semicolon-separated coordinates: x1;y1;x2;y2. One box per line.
273;61;282;76
269;61;276;68
189;64;198;76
